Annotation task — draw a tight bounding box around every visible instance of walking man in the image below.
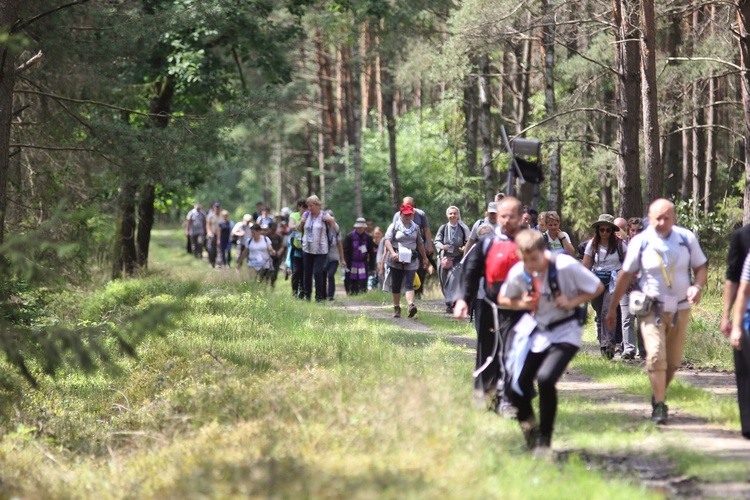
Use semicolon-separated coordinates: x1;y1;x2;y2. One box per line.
722;223;750;439
606;198;707;424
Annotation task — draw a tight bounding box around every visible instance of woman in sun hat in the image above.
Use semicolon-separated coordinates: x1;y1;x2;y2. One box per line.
383;204;429;318
582;214;628;359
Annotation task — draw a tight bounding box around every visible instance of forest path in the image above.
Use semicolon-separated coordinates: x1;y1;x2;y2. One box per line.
333;296;750;498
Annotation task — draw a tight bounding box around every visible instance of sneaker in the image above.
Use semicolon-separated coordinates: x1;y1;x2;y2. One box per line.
652;402;668;425
407;303;418;318
621;351;635;360
532;434;553;460
600;346;614;360
445;305;454;314
519;416;539;450
496;399;517;420
393;306;401;318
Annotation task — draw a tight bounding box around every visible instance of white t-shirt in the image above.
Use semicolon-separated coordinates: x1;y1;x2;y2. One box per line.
544;230;571;252
622;226;707;310
247;236;272;270
501;253;601;352
302;212;330;255
584;239;628;273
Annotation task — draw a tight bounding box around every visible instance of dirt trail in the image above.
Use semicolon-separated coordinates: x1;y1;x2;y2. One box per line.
334;297;750;498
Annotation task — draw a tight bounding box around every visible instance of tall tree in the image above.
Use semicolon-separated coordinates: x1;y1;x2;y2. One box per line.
737;1;750;225
477;53;494;202
613;0;643;218
0;0;20;247
641;0;662;203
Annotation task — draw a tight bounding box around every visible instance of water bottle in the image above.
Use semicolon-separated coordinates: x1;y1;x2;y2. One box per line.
341;267;348;281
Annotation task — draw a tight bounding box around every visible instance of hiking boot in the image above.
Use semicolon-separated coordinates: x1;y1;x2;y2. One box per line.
621;351;635;361
393;306;401;318
519;416;539;450
496;399;517;420
532;434;553;460
407;303;418;318
600;346;614;360
445;305;454;314
652;402;668;425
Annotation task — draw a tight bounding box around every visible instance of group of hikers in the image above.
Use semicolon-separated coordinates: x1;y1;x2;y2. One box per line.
185;193;750;458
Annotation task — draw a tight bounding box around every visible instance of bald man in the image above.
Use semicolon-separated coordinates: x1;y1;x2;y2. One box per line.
614;217;628;239
606;199;707;425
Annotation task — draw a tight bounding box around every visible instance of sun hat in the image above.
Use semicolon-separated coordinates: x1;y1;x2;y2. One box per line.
591;214;619;232
354;217;367;228
242;214;252;223
487;202;498;213
400;204;415;215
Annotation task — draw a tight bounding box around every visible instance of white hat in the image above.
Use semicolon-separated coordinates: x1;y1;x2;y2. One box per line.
353;217;367;228
280;207;291;216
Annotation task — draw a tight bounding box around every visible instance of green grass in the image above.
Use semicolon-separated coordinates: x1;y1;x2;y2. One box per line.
0;230;668;498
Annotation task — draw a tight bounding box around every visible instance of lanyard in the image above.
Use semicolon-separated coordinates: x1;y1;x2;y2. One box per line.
653;250;674;289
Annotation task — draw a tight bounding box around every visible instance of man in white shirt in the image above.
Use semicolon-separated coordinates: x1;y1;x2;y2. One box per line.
606;199;707;424
205;202;222;268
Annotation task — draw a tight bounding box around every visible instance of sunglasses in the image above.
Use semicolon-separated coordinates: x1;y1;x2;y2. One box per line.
598;227;613;233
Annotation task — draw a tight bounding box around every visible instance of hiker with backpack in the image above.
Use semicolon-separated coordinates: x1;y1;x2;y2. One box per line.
500;229;604;456
582;214;630;360
287;198;307;299
454;197;525;416
606;199;707;424
435;206;470;313
542;211;576;256
383;204;429;318
463;202;498;257
243;224;275;283
324;210;347;300
343;217;374;295
298;195;336;302
185;202;207;259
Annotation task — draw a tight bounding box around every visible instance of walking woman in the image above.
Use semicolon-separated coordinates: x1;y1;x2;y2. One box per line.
298;195;336;302
245;224;274;283
218;210;234;268
435;206;470;313
582;214;628;359
384;204;429;318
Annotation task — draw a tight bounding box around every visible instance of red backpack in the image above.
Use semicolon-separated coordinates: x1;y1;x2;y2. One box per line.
483;238;520;297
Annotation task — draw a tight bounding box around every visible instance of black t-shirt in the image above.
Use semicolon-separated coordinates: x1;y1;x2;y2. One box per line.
726;225;750;282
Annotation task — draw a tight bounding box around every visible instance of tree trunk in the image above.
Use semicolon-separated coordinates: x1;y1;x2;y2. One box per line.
463;69;479;175
680;118;691;201
316;31;336;157
113;178;138;279
641;0;662;203
542;0;561;213
737;2;750;225
136;184;155;268
704;74;716;215
350;22;363;217
382;67;400;214
478;53;494;203
0;0;20;247
691;79;704;218
665;12;682;199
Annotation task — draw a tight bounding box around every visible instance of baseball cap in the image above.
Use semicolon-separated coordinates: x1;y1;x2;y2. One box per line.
400;204;415;215
487;202;498;213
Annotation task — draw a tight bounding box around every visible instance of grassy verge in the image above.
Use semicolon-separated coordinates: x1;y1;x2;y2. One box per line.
0;230;660;498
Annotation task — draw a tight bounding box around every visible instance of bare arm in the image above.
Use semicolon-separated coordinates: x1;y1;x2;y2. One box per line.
582;254;593;270
722;280;740;336
731;281;750;350
338;238;346;269
463;238;476;256
562;236;576;257
423;226;434;255
605;271;635;330
555;283;604;310
686;264;707;305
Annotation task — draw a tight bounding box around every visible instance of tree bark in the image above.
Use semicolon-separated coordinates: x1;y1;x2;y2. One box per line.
704;74;716;215
680;118;691;201
737;1;750;225
136;183;155;268
315;31;336;157
113;178;138;279
665;12;682;199
0;0;20;247
382;66;400;214
350;21;363;217
691;79;704;218
478;53;494;203
641;0;662;203
542;0;561;214
613;0;643;218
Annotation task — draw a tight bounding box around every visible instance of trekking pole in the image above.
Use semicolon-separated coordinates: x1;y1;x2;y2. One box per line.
472;298;504;383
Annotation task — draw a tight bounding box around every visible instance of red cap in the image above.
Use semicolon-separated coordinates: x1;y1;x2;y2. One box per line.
400;204;415;215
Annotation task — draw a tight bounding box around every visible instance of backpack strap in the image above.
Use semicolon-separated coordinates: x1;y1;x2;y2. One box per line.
616;241;623;263
548;252;561;298
678;232;694;284
543;232;551;250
